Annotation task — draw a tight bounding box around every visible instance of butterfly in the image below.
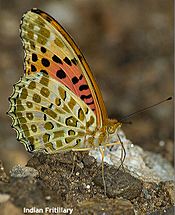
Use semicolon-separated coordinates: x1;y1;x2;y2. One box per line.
8;8;122;194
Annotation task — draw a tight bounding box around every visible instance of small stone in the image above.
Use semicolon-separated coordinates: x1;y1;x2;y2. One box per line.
45;196;51;200
10;165;38;178
0;194;10;203
76;172;80;176
86;185;90;189
0;160;9;182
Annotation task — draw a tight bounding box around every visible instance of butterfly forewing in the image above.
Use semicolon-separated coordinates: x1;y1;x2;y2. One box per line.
20;8;107;127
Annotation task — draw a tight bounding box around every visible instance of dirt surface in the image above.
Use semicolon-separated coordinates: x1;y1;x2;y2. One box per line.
0;152;174;214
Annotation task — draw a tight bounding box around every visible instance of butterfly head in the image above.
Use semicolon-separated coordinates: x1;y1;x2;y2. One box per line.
104;119;122;145
106;119;122;135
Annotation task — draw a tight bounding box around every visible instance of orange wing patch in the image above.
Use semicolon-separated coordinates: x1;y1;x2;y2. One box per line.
20;8;108;127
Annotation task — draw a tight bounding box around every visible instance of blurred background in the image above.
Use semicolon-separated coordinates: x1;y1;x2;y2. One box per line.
0;0;173;172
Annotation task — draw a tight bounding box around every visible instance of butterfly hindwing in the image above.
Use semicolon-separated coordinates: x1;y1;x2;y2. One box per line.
20;8;108;127
8;73;97;153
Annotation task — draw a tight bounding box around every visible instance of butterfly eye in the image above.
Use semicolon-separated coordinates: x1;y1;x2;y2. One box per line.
107;126;115;134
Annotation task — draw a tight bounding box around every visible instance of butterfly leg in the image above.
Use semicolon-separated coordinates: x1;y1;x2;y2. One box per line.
68;148;92;178
68;151;77;179
117;134;126;172
73;147;107;195
105;138;126;172
99;146;107;196
104;141;121;147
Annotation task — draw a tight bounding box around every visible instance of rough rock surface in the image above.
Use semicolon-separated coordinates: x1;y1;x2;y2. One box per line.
0;147;174;214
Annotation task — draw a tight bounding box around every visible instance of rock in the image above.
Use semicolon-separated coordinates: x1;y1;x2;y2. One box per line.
0;194;10;203
73;198;135;215
0;149;174;214
90;130;174;183
0;161;9;182
133;181;175;214
93;167;142;200
163;181;175;205
10;165;39;178
0;201;22;215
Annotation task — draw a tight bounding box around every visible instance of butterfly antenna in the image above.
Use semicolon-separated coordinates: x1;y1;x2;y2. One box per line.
122;121;132;125
120;97;172;122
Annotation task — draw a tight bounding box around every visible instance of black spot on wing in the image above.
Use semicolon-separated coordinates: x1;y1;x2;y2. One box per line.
85;108;89;114
86;101;94;105
71;57;78;65
40;70;48;76
52;55;63;64
78;55;82;61
79;85;89;91
63;57;72;66
31;65;37;72
72;76;79;84
41;58;50;67
32;53;38;62
41;106;48;112
49;103;53;109
56;69;66;79
44;114;47;121
41;47;46;53
80;94;92;100
79;74;83;80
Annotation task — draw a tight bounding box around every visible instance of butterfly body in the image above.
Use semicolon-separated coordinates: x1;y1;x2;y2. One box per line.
8;8;122;154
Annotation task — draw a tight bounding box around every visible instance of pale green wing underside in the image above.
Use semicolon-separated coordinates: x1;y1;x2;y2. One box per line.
8;73;97;153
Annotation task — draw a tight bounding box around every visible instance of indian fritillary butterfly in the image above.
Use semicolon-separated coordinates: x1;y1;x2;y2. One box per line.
8;8;122;194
